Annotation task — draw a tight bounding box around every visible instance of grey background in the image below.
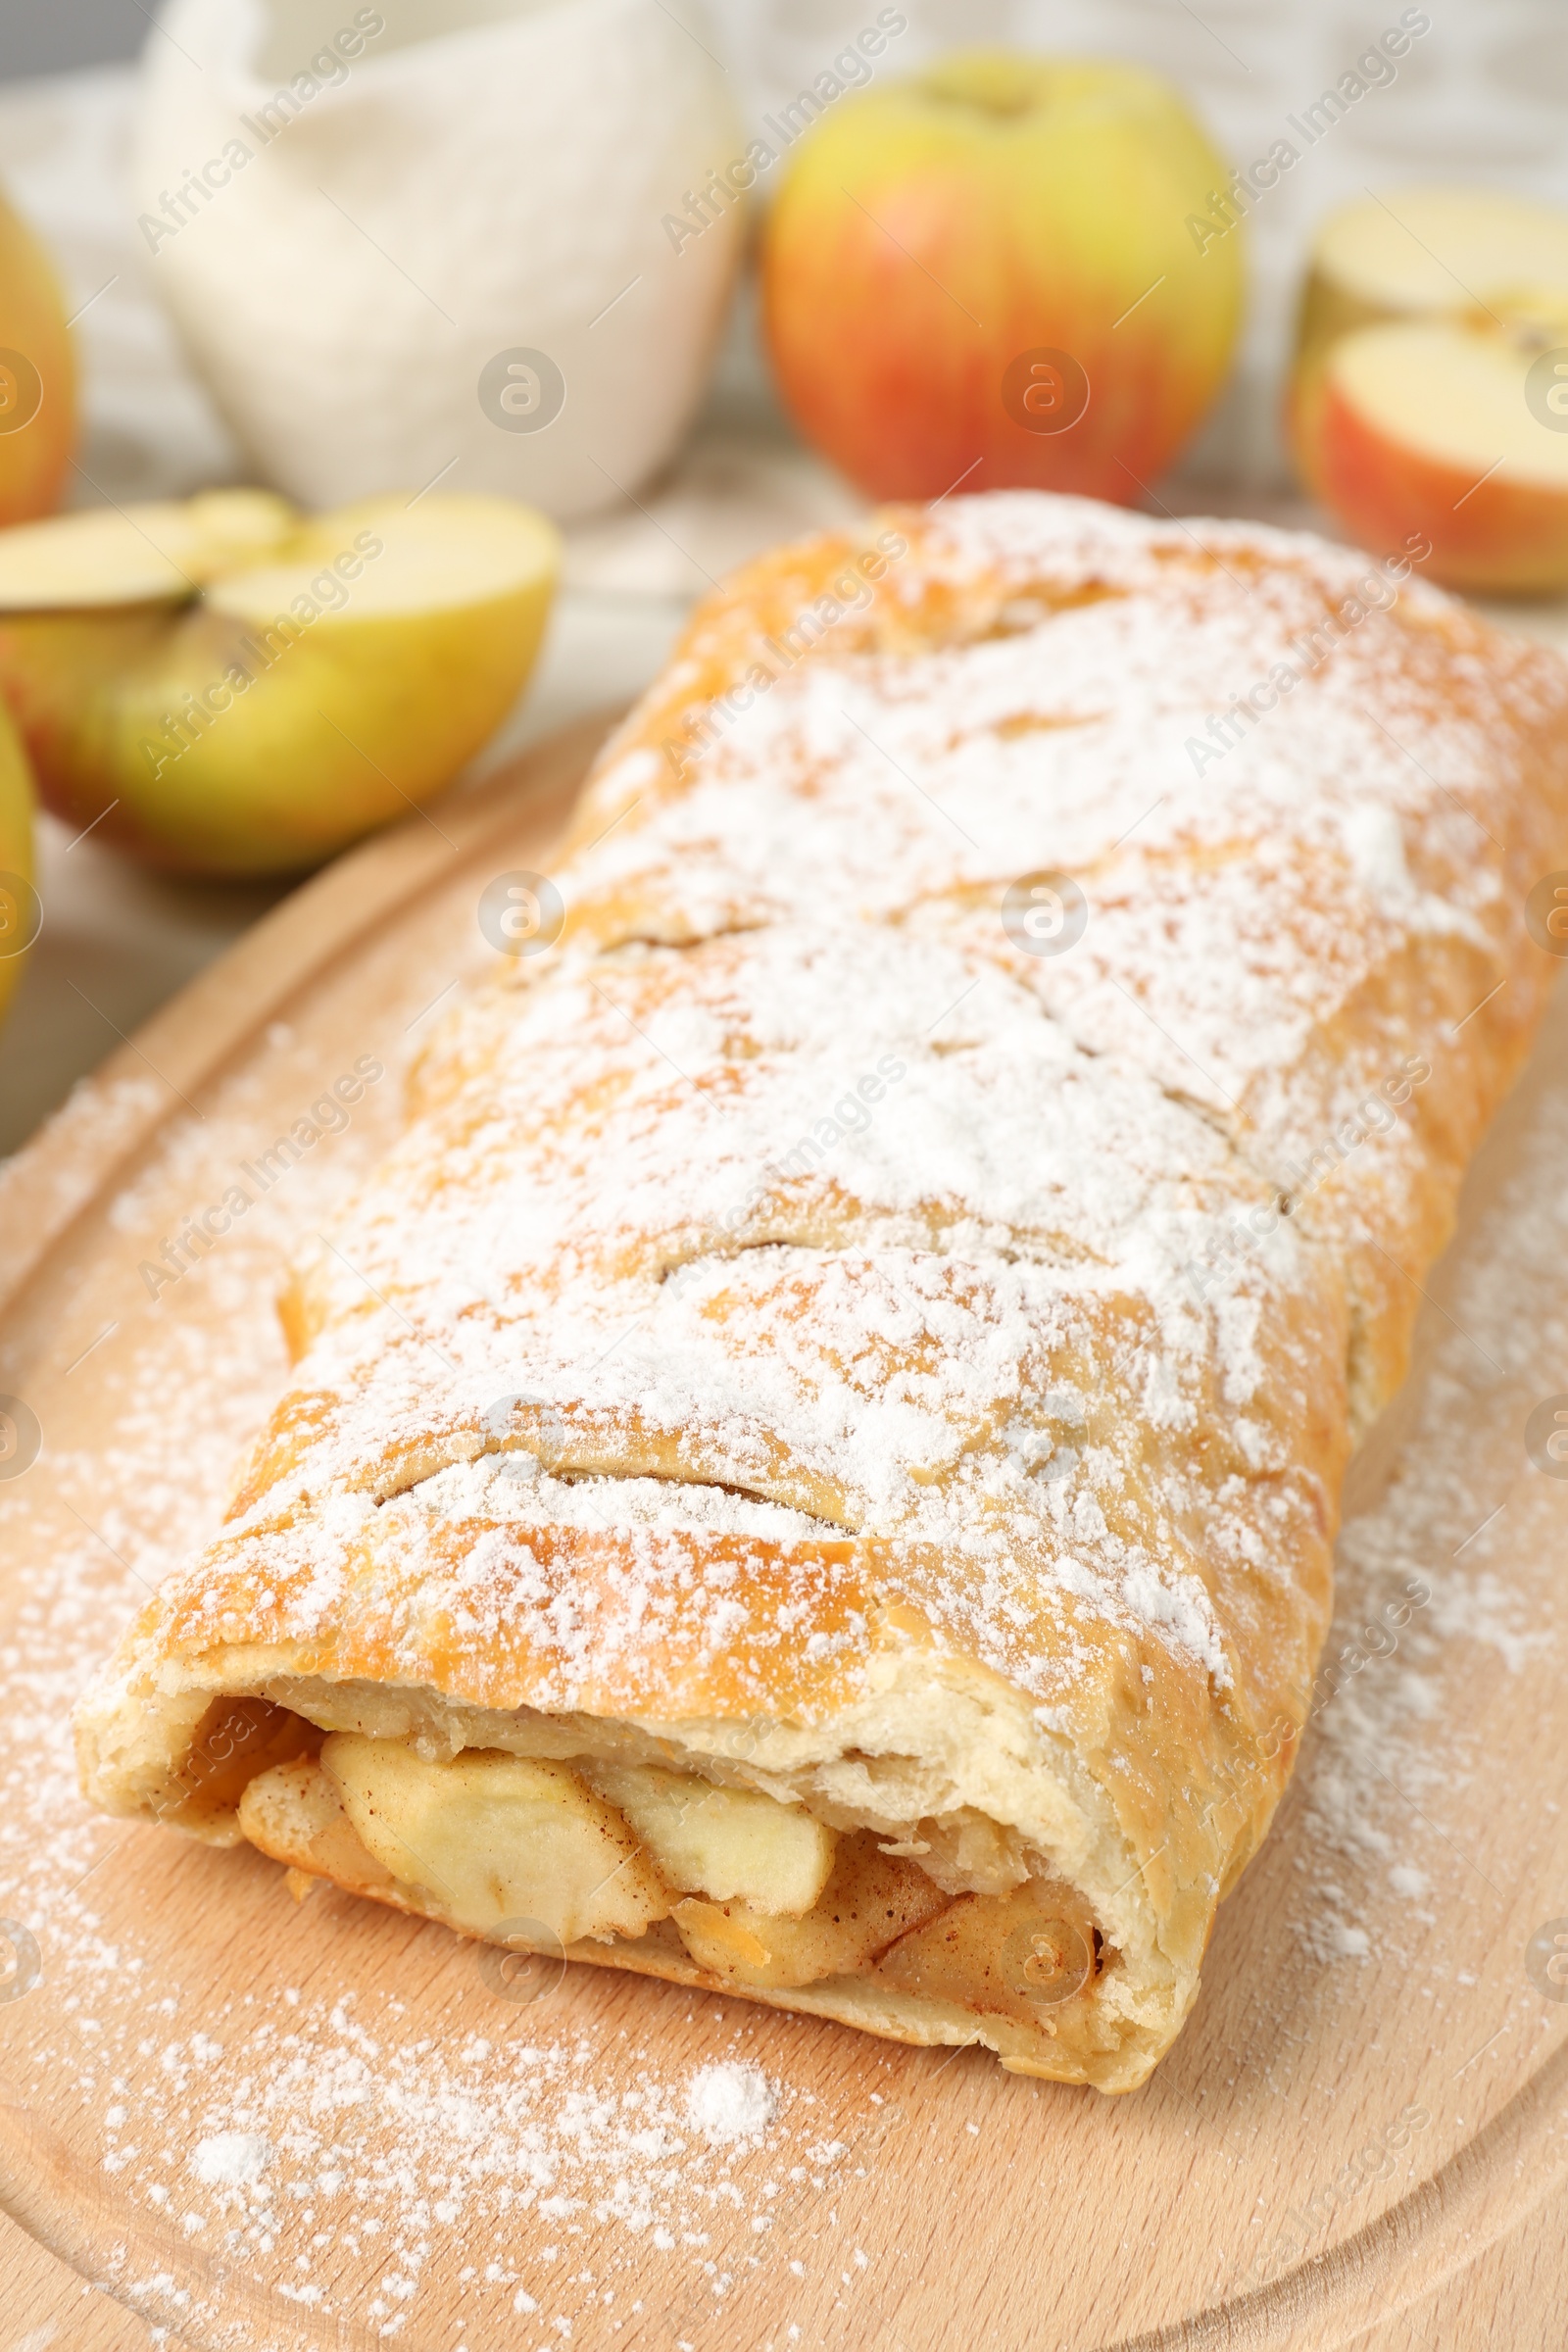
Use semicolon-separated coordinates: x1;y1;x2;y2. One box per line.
0;0;146;79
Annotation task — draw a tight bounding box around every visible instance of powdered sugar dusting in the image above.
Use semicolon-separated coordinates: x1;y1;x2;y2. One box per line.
82;499;1568;1841
564;494;1562;1398
686;2061;777;2141
191;2131;270;2186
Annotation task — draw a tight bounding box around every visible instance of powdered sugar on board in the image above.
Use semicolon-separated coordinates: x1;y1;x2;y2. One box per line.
1262;989;1568;1979
686;2061;778;2141
191;2132;271;2188
93;1990;830;2334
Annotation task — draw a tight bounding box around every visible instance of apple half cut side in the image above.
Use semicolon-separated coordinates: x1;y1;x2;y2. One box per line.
0;695;35;1032
1311;315;1568;593
0;490;561;876
1286;185;1568;589
1293;187;1568;372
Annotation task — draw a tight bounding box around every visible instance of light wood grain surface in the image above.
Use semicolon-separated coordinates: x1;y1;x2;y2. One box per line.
2;718;1568;2352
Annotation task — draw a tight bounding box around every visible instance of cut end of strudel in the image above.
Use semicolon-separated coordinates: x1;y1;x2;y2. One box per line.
76;493;1568;2092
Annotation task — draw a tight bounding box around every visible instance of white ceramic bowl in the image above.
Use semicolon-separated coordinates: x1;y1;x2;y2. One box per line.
132;0;746;518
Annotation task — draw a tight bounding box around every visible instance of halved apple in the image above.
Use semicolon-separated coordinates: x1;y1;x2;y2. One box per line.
0;695;34;1032
1294;186;1568;373
1309;313;1568;591
0;488;560;875
1289;187;1568;590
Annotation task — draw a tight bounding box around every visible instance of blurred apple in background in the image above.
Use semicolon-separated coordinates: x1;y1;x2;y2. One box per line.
0;488;559;877
1289;188;1568;593
130;0;744;522
0;181;75;525
0;704;36;1033
760;50;1243;503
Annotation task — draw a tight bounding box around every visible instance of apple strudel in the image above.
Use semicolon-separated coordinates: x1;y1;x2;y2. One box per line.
76;492;1568;2090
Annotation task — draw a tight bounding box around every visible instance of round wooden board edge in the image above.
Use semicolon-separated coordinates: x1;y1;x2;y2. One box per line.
1111;2024;1568;2350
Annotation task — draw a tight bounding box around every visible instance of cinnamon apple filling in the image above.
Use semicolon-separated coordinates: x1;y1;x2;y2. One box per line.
235;1726;1103;2032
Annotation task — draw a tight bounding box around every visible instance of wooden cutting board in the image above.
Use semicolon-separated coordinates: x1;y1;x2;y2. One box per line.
2;710;1567;2352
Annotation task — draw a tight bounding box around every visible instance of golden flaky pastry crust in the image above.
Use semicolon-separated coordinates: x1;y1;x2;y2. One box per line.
76;494;1568;2090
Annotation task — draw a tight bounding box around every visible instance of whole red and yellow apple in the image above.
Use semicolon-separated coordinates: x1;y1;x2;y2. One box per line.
0;181;74;524
760;50;1243;502
1290;188;1568;592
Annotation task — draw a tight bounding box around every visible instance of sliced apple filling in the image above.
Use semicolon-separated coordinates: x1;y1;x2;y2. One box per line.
324;1738;670;1943
671;1838;951;1988
584;1759;837;1915
236;1732;1102;2031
